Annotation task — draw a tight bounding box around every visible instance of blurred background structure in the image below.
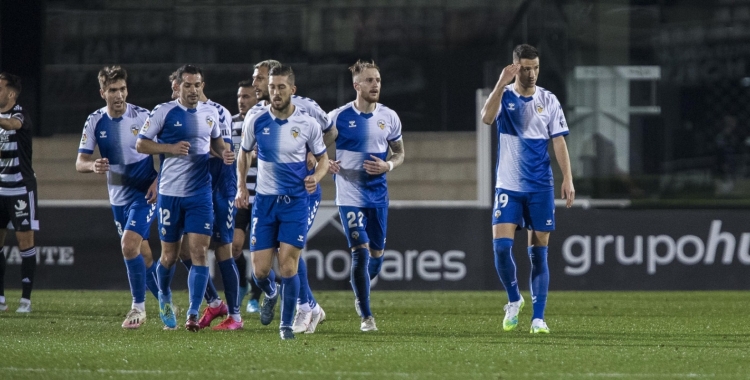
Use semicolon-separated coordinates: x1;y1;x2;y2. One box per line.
2;0;750;205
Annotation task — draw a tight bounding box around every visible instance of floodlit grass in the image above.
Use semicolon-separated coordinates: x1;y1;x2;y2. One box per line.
0;290;748;379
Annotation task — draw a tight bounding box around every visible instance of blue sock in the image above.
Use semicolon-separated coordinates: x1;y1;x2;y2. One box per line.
187;265;209;317
124;255;146;304
280;275;300;327
156;261;175;302
253;269;277;297
218;258;240;315
145;261;159;300
368;254;384;280
493;238;521;302
204;276;220;304
528;246;549;320
351;247;371;317
297;256;311;306
181;258;192;271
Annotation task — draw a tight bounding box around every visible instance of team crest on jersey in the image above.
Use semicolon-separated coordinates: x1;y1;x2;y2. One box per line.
507;103;516;111
291;126;300;138
377;120;386;130
206;116;215;128
535;103;544;114
130;124;140;136
351;231;359;239
141;119;150;133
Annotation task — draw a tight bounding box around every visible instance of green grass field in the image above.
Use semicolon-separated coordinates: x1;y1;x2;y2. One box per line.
0;290;748;379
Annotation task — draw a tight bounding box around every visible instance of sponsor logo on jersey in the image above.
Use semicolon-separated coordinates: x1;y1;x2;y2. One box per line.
15;200;26;211
349;120;356;128
206;116;215;128
130;220;137;226
262;127;270;135
99;131;107;138
291;126;300;138
507;103;515;111
536;103;544;114
546;219;553;226
378;120;386;130
80;133;88;145
174;121;182;127
204;223;211;230
298;235;304;242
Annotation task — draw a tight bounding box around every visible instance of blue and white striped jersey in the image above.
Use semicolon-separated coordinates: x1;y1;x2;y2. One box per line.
205;99;236;198
327;102;402;208
494;85;569;192
138;101;221;197
78;103;157;206
241;104;326;198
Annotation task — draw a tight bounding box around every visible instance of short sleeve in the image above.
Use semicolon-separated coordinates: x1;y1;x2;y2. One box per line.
387;111;403;142
138;106;165;140
241;113;257;152
78;115;97;154
210;108;222;139
547;96;569;138
307;119;327;156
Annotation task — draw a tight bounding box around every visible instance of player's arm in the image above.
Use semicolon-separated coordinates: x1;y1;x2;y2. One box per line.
552;135;575;208
305;152;330;194
323;126;338;149
211;137;235;165
76;153;109;174
235;147;252;209
0;117;21;130
480;64;520;125
136;138;189;156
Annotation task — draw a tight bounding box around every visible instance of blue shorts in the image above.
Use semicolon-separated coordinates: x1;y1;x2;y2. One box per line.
307;192;322;231
250;194;309;251
212;192;237;244
492;188;555;231
111;197;156;240
338;206;387;251
157;192;214;243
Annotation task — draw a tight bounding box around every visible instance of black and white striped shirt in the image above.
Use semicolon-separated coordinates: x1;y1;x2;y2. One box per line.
0;103;35;196
232;113;257;202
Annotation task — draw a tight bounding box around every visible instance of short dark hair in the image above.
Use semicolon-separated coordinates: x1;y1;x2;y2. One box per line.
513;44;539;62
174;64;203;84
349;60;379;82
254;60;281;72
97;66;127;89
0;72;22;95
238;79;253;88
268;65;295;86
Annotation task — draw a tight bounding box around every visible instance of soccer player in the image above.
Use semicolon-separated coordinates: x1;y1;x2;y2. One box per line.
136;64;234;331
246;60;329;334
0;73;39;313
193;85;243;331
231;79;262;313
76;66;160;328
327;60;405;332
235;65;329;340
479;44;575;334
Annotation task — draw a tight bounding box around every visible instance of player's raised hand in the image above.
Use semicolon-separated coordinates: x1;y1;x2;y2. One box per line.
304;175;318;194
93;158;109;174
364;155;388;175
235;187;250;209
498;64;521;86
328;159;341;174
561;179;575;208
223;149;235;165
171;141;191;156
145;179;158;204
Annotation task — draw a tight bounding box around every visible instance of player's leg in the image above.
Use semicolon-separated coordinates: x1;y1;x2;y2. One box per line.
339;206;376;330
179;235;221;306
277;242;301;339
140;240;159;300
358;207;388;331
233;206;259;312
294;193;321;333
210;196;241;329
13;189;39;314
526;189;554;334
120;199;156;328
492;188;525;331
0;227;7;311
155;194;184;329
232;241;249;308
182;192;214;331
249;195;280;325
